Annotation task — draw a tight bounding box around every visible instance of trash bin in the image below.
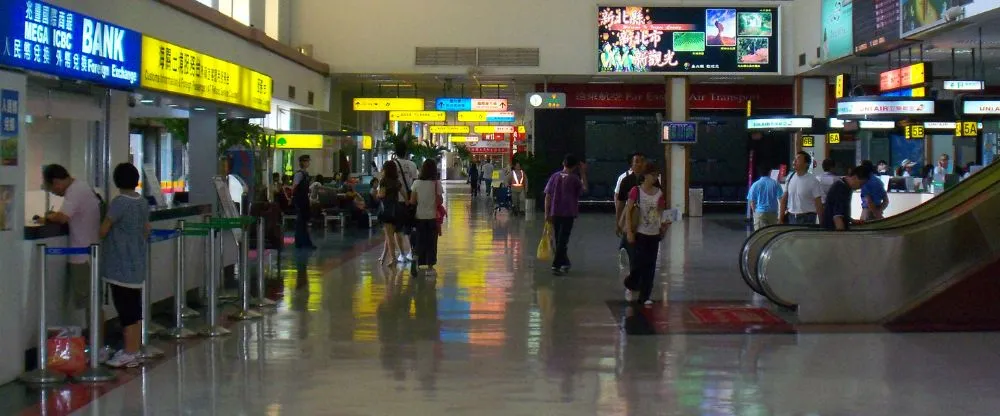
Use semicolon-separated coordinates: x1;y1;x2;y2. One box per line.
688;188;704;217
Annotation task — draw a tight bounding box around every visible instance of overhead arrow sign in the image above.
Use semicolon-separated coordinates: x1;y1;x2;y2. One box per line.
353;98;425;111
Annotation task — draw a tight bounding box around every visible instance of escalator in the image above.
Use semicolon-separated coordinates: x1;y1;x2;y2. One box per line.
740;160;1000;309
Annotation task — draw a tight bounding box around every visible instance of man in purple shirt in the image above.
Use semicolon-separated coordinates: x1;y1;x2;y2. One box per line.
544;154;588;276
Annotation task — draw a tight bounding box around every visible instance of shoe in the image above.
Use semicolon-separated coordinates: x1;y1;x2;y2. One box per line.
397;254;405;263
625;289;633;302
560;266;570;275
644;300;653;307
551;267;563;276
105;350;141;368
406;252;414;262
98;345;114;364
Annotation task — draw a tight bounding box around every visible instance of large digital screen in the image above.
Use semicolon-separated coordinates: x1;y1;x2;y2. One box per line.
597;6;779;73
0;0;142;89
901;0;974;37
853;0;901;55
821;0;853;61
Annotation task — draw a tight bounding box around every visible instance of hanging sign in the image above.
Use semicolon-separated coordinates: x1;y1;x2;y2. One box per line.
458;111;516;122
827;132;841;144
879;63;928;92
353;97;424;111
904;125;925;139
434;98;508;111
449;135;477;143
473;125;516;134
961;100;1000;115
526;93;566;109
0;0;143;89
836;98;934;117
955;121;979;138
388;111;446;122
943;80;985;91
835;74;850;99
429;125;471;134
801;135;815;148
746;117;812;130
272;133;324;149
361;135;373;150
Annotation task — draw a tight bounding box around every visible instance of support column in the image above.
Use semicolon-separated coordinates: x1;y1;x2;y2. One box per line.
794;76;830;171
188;106;219;207
664;77;689;215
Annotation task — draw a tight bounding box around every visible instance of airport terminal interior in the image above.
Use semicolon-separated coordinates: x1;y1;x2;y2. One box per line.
3;0;1000;414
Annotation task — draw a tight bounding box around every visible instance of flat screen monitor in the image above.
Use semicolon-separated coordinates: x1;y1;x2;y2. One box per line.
661;121;698;144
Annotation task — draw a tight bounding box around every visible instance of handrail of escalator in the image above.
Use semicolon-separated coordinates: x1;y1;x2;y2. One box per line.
738;162;1000;297
755;174;1000;309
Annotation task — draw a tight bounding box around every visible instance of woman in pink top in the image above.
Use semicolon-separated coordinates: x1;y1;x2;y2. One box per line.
623;164;670;306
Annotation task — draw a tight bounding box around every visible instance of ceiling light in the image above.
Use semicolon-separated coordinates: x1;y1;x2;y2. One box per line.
193;107;206;111
168;104;179;108
139;99;154;104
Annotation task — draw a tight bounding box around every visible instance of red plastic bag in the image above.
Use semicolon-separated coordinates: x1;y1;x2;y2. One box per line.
47;335;87;376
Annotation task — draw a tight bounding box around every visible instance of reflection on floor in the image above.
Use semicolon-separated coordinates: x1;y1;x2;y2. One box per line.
8;183;1000;415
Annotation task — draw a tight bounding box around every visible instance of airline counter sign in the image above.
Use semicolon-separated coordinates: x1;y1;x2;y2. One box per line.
140;36;272;112
746;118;812;129
0;0;142;89
837;100;934;117
963;101;1000;115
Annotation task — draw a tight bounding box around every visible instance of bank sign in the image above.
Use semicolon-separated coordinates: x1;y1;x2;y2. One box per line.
0;0;142;89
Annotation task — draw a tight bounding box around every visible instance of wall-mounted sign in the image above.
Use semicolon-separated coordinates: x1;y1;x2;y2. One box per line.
661;121;697;144
827;132;841;144
458;111;516;123
361;135;373;150
943;80;985;91
829;117;896;129
140;36;272;112
881;87;926;97
272;133;323;149
879;63;928;92
955;121;979;138
746;117;812;130
801;135;815;148
836;98;934;117
467;140;510;154
853;0;902;56
597;6;780;73
473;125;516;134
0;0;143;90
835;74;850;99
527;92;567;109
1;89;18;137
822;0;854;61
961;100;1000;115
429;125;471;134
353;97;424;111
434;98;509;112
388;111;446;122
904;124;925;139
449;135;477;143
924;121;957;129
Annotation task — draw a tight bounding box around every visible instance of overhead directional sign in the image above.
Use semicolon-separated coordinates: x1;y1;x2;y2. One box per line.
943;80;985;91
272;133;323;149
388;111;446;122
353;98;425;111
527;93;567;109
473;125;516;134
435;98;508;111
458;111;516;122
449;135;477;143
429;125;471;134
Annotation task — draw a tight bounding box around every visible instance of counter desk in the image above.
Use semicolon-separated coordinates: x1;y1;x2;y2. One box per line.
850;191;937;221
16;204;239;355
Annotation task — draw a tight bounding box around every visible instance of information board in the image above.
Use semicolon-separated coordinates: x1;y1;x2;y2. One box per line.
0;0;142;89
142;163;166;208
853;0;902;56
213;175;242;241
661;121;698;144
597;6;779;73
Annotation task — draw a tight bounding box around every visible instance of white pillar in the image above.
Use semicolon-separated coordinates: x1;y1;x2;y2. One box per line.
796;77;829;171
188;106;219;207
665;77;689;215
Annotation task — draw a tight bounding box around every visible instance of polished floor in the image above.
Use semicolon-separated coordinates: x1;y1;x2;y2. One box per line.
13;183;1000;415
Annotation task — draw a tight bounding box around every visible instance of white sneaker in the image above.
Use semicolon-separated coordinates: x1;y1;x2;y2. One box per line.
625;289;633;302
406;252;414;262
105;350;141;368
397;254;405;263
98;346;114;364
644;300;654;307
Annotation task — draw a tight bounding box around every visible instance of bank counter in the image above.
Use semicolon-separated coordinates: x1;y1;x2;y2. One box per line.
19;204;232;353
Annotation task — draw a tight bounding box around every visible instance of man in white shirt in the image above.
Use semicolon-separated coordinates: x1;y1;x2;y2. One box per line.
817;159;838;203
481;159;495;197
393;142;419;262
933;153;950;176
43;164;101;327
779;151;824;225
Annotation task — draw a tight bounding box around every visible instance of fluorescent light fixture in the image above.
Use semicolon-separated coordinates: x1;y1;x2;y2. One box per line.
168;104;179;108
943;80;985;91
140;99;155;104
193;107;206;111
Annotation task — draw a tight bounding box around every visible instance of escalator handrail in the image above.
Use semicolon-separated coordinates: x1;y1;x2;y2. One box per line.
738;163;1000;294
755;173;1000;308
739;224;805;295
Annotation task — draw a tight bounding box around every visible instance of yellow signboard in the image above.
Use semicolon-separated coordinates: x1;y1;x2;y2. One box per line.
956;121;979;137
517;125;526;134
353;98;425;111
273;134;323;149
746;100;752;118
827;132;841;144
361;135;373;150
429;125;471;134
449;135;477;143
140;36;272;112
388;111;446;122
835;74;849;99
473;125;516;134
801;135;815;148
905;125;925;139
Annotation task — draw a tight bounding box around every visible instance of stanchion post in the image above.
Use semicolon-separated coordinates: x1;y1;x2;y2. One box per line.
139;238;164;359
76;244;116;383
166;223;197;339
178;219;199;318
231;218;261;320
253;218;276;308
201;226;229;336
20;244;66;384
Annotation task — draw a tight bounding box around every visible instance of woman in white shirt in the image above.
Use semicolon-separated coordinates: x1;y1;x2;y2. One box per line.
622;165;670;306
409;159;444;273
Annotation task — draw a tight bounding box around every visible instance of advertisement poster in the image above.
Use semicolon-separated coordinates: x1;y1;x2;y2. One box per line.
0;185;13;231
822;0;854;61
1;89;18;166
597;6;779;73
901;0;973;36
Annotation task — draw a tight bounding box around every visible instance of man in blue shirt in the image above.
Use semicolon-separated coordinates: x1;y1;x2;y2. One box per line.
747;167;783;231
859;160;888;221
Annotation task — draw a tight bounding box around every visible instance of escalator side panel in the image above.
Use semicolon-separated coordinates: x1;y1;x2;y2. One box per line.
886;253;1000;328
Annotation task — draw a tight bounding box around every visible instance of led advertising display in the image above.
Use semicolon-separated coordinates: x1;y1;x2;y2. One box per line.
853;0;902;55
0;0;142;89
597;6;779;73
901;0;974;37
821;0;853;61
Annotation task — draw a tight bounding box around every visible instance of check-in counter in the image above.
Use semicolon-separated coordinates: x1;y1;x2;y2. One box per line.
850;191;937;221
17;204;235;352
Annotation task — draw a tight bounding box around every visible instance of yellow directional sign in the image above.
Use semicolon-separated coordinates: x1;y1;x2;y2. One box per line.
388;111;446;122
827;132;841;144
429;125;471;134
353;98;425;111
801;135;814;148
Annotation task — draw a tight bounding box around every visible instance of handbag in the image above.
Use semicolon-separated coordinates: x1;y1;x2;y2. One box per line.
537;223;553;261
618;186;641;234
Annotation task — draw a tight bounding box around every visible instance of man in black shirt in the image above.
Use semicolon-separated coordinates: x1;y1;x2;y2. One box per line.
821;165;870;230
